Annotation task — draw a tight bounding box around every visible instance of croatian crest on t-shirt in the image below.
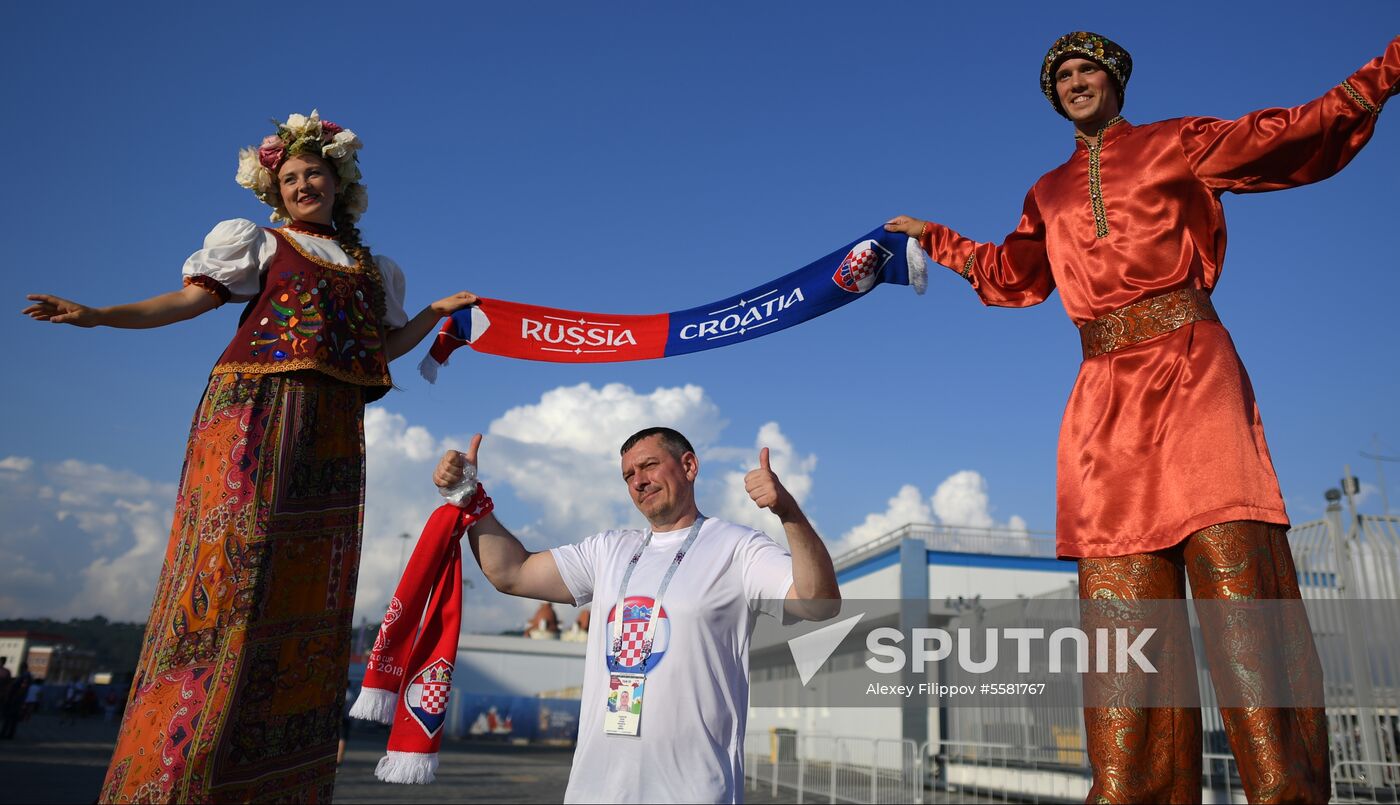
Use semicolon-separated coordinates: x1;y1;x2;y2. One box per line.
606;596;671;673
404;657;453;737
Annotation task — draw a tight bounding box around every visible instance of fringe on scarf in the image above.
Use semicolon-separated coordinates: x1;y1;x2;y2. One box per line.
906;237;929;294
348;686;397;724
418;351;445;383
375;750;440;785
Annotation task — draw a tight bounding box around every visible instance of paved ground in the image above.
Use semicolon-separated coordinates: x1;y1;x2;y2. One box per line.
0;713;792;804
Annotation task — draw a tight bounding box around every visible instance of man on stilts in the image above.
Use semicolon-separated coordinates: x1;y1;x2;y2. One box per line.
886;31;1399;803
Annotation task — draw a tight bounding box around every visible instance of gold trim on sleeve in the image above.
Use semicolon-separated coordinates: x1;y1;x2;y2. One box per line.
1341;80;1381;115
959;253;975;281
183;275;230;305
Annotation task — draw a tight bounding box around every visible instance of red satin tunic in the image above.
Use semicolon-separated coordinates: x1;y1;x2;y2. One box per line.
920;38;1399;558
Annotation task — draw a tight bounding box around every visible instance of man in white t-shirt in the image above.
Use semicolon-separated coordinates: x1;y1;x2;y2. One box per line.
433;426;840;804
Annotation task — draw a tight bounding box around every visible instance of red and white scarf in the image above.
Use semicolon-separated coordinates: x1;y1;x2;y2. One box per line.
349;486;493;784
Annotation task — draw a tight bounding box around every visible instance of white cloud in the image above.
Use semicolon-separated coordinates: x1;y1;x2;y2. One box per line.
0;456;34;472
834;484;932;555
715;422;818;544
0;458;175;621
358;408;470;631
491;382;725;455
78;499;173;619
833;470;1029;557
481;382;727;535
931;470;997;529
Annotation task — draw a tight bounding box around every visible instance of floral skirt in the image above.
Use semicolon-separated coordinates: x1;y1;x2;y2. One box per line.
100;372;365;804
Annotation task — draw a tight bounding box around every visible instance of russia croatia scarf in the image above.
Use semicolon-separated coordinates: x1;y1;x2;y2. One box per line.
349;486;494;784
419;226;926;377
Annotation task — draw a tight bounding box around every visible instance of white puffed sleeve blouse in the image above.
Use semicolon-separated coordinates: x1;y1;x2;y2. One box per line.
180;219;409;329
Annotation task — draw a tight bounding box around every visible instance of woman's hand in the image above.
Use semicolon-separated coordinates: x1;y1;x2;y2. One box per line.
385;291;481;361
883;216;930;239
429;291;479;316
23;294;103;327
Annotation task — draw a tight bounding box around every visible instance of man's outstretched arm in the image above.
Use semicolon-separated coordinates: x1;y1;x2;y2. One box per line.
434;436;575;605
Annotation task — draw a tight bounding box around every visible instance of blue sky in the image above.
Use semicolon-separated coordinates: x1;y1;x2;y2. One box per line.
2;2;1396;629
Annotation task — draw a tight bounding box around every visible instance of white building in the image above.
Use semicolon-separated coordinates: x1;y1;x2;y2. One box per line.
747;523;1075;749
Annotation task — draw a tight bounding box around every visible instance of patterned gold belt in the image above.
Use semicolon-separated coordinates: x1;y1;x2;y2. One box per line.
1079;287;1219;359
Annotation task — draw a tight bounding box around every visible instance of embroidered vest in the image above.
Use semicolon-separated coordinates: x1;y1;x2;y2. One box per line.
212;228;392;401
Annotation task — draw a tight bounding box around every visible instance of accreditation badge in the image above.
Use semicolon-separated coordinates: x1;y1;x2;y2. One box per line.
603;673;646;736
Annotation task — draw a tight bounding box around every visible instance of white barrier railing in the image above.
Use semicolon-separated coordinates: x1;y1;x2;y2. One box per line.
1332;761;1400;804
747;736;1400;804
745;732;922;804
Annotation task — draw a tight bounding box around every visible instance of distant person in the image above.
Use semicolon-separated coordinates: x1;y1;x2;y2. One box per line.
883;31;1397;804
24;110;477;802
22;676;42;719
0;657;11;702
103;689;119;724
434;426;840;803
59;681;79;726
0;661;27;739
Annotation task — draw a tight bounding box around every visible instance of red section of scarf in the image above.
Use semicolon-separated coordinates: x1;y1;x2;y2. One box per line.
363;488;493;759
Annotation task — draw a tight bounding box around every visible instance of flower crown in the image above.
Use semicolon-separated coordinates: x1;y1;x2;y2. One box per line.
235;110;367;223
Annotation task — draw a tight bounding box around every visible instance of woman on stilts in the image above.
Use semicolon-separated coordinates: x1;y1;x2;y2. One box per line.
24;111;477;803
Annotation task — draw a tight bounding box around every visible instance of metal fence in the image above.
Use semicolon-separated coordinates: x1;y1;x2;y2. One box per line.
1287;511;1400;793
745;732;923;804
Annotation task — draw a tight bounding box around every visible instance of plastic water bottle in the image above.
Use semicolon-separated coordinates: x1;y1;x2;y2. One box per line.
438;459;478;506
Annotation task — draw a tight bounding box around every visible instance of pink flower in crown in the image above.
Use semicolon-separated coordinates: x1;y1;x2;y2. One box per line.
321;120;343;138
257;135;286;170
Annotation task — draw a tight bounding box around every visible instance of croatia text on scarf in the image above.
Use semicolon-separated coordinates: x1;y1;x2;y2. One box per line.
420;226;927;376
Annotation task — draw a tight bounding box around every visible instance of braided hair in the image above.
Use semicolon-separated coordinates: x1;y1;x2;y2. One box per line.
332;190;387;322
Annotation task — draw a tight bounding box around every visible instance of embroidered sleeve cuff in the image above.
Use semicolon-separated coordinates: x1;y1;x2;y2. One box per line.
1339;36;1400;114
1341;79;1382;114
957;252;976;283
183;275;231;305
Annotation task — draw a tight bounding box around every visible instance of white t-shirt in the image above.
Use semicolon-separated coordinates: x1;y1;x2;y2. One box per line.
551;517;794;804
180;218;410;328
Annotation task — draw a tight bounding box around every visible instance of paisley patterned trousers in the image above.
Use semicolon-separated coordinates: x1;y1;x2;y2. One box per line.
1078;521;1328;804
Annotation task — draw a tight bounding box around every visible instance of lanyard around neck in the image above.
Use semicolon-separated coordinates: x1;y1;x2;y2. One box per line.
610;515;706;670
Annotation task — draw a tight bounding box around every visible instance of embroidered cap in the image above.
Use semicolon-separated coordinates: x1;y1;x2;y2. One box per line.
1041;31;1133;119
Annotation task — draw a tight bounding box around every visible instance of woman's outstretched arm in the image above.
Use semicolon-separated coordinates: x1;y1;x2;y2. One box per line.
24;285;221;329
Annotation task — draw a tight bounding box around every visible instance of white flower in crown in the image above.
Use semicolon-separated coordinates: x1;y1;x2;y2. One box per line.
332;129;362;151
235;147;273;194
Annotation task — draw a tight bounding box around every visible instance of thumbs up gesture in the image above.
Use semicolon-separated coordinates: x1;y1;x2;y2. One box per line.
745;447;796;519
435;434;481;494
